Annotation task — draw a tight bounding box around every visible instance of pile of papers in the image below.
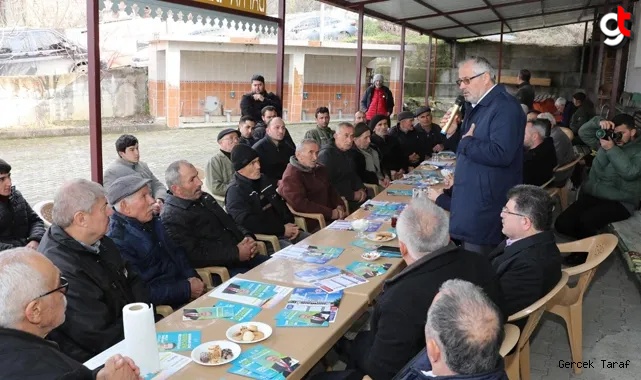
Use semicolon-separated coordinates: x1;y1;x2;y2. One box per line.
272;244;344;264
295;266;368;293
326;220;382;232
275;288;343;327
345;261;392;278
208;279;292;309
229;345;300;379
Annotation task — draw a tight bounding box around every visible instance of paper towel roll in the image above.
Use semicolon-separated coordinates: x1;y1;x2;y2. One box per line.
122;303;160;375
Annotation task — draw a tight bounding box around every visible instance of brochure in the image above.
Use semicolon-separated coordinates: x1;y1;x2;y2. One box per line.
156;331;201;352
350;238;381;250
181;306;234;321
294;266;343;283
272;244;344;264
345;261;393;278
326;220;382;232
228;345;300;379
313;271;368;293
213;300;262;323
142;352;192;380
386;189;413;197
275;309;331;327
208;278;293;309
287;287;343;323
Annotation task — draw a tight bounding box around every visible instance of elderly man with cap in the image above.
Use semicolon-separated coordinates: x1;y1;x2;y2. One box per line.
106;175;204;308
361;74;395;121
225;144;310;252
351;122;390;191
205;128;240;202
253;117;296;181
369;115;407;179
415;106;446;156
0;247;142;379
390;111;429;169
37;179;149;362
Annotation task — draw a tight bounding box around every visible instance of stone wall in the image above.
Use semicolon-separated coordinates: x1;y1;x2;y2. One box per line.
0;67;148;128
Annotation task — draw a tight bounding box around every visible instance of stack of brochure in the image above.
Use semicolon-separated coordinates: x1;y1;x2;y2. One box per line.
274;287;343;327
228;345;300;379
272;244;344;264
294;266;368;293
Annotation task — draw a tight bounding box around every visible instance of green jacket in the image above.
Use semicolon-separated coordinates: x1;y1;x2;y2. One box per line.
579;116;641;208
304;126;335;147
205;152;234;199
569;104;595;135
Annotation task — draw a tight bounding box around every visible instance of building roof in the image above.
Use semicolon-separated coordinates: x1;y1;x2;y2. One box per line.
321;0;620;40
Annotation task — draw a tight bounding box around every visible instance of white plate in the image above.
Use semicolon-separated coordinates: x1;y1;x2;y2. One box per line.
191;340;241;366
226;322;273;344
420;164;439;171
437;152;456;160
366;232;397;242
361;251;381;261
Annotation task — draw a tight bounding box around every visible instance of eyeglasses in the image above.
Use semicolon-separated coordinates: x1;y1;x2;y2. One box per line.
501;207;527;218
456;71;486;86
33;276;69;300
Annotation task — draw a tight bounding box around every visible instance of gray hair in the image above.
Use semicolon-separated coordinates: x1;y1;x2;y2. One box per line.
527;120;547;139
396;197;450;260
53;179;105;228
425;279;503;375
165;159;192;189
296;139;319;153
336;122;355;133
0;248;48;328
537;112;556;127
507;184;554;231
555;97;567;106
458;56;496;83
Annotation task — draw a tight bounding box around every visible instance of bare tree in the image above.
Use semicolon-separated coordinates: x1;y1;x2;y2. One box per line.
0;0;86;28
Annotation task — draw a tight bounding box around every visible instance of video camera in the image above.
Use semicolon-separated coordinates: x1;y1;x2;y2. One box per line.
596;128;623;142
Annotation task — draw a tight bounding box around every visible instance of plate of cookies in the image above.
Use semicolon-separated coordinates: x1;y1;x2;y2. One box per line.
226;322;273;344
365;231;396;242
191;340;241;366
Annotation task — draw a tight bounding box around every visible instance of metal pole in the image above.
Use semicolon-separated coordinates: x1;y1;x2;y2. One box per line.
609;0;629;114
355;6;364;111
276;0;285;99
432;38;437;98
587;10;597;91
87;0;102;183
399;24;406;112
425;35;432;106
579;21;588;88
498;22;504;83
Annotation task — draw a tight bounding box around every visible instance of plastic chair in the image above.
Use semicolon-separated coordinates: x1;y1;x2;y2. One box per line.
552;155;583;210
255;234;281;252
196;266;230;289
559;127;574;141
156;305;174;318
286;203;327;232
546;234;618;374
539;177;554;189
500;324;520;358
364;183;380;197
33;200;54;228
504;272;569;380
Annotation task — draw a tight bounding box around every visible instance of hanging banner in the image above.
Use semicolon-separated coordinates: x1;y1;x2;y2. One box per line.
192;0;267;16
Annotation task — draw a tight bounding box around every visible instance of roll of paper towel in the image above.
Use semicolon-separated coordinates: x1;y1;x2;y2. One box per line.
122;303;160;375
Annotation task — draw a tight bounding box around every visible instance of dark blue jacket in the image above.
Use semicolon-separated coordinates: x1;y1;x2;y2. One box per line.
393;349;508;380
450;85;526;246
107;212;198;307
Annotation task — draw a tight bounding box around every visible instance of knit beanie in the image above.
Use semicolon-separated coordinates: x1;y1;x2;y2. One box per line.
373;74;384;83
354;123;370;138
231;144;259;171
368;114;390;131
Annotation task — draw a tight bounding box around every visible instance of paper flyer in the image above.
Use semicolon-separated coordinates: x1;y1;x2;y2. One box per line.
294;266;342;283
350;239;381;250
386;189;413;197
287;287;343;323
272;244;344;264
313;272;368;293
275;309;331;327
208;278;293;309
142;352;192;380
156;331;201;352
326;220;382;232
213;300;262;323
181;306;234;321
345;261;392;278
228;345;300;379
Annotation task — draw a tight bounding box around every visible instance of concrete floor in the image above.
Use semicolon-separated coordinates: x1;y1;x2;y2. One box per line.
1;126;639;379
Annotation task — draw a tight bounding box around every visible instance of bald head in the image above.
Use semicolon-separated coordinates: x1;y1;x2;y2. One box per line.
266;117;287;142
396;197;449;261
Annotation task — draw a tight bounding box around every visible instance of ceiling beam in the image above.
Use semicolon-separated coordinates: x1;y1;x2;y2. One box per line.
482;0;513;32
400;0;541;21
345;0;389;8
437;18;602;40
412;0;480;36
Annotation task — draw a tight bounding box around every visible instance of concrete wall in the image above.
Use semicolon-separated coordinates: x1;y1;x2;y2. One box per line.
0;68;148;128
625;3;641;93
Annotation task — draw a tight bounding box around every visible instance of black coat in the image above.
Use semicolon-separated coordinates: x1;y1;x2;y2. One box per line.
252;124;296;148
161;192;254;268
489;230;562;330
393;348;508;380
240;91;283;122
515;81;535;110
370;133;409;173
317;140;365;201
0;187;45;251
523;137;558;186
350;146;383;185
0;328;98;380
416;123;447;156
389;125;429;166
38;225;149;362
361;85;395;114
352;244;502;380
253;136;296;181
226;173;294;237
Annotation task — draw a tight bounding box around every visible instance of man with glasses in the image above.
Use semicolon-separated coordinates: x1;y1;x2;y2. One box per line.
206;128;241;202
441;56;526;255
488;185;561;329
0;248;142;379
38;179;150;362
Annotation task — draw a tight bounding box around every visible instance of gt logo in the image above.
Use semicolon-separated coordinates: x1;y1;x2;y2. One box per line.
600;6;632;47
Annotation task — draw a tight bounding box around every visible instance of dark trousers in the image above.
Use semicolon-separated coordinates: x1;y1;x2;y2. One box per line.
555;192;631;239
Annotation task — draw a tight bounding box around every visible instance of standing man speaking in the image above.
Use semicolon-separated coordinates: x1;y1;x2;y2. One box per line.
442;56;525;254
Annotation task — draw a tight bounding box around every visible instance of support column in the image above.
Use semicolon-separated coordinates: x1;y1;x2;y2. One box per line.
355;6;364;111
87;0;102;183
498;22;504;83
287;53;305;123
276;0;285;98
398;25;406;115
609;0;630;114
390;56;402;115
425;35;432;106
432;38;438;98
165;44;181;128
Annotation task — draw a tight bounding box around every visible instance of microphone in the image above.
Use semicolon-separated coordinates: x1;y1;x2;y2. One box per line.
441;95;465;135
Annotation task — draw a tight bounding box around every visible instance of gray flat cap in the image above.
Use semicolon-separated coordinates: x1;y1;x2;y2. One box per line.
107;175;151;205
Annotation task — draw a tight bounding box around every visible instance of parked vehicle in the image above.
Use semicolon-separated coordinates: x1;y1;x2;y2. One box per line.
0;28;92;76
287;15;356;40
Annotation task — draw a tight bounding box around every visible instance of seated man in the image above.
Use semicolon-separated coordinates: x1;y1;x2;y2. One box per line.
490;185;561;328
569;92;595;143
226;144;310;251
38;179;149;362
538;112;575;184
318;122;368;211
103;134;166;212
345;197;501;380
394;279;507;380
162;160;268;277
253;117;296;181
205;128;240;201
354;110;366;125
523;119;557;186
0;159;45;251
555;96;576;128
351;123;390;190
414;106;446;155
0;248;141;379
106;175;205;308
238;116;257;146
389;111;428;168
556;114;641;255
304;106;334;148
369;115;407;178
252;105;296;148
278;139;347;231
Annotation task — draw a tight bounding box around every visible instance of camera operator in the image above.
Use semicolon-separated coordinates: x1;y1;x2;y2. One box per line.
555;114;641;263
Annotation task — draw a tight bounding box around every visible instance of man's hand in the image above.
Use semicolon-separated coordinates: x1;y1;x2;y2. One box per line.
463;123;476;139
443;173;454;189
96;354;141;380
433;144;445;153
253;93;265;102
380;176;391;188
427;187;444;202
408;153;420;163
188;277;205;299
25;241;39;250
237;239;255;261
354;189;367;203
599;120;616;130
331;207;347;220
439;110;462;137
284;223;299;239
600;137;615;151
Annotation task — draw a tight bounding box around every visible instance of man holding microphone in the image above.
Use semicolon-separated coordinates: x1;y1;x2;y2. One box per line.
440;56;526;255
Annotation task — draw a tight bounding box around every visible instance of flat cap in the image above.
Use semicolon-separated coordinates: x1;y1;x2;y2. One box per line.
217;128;240;141
414;106;431;117
107;175;151;205
398;111;415;122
